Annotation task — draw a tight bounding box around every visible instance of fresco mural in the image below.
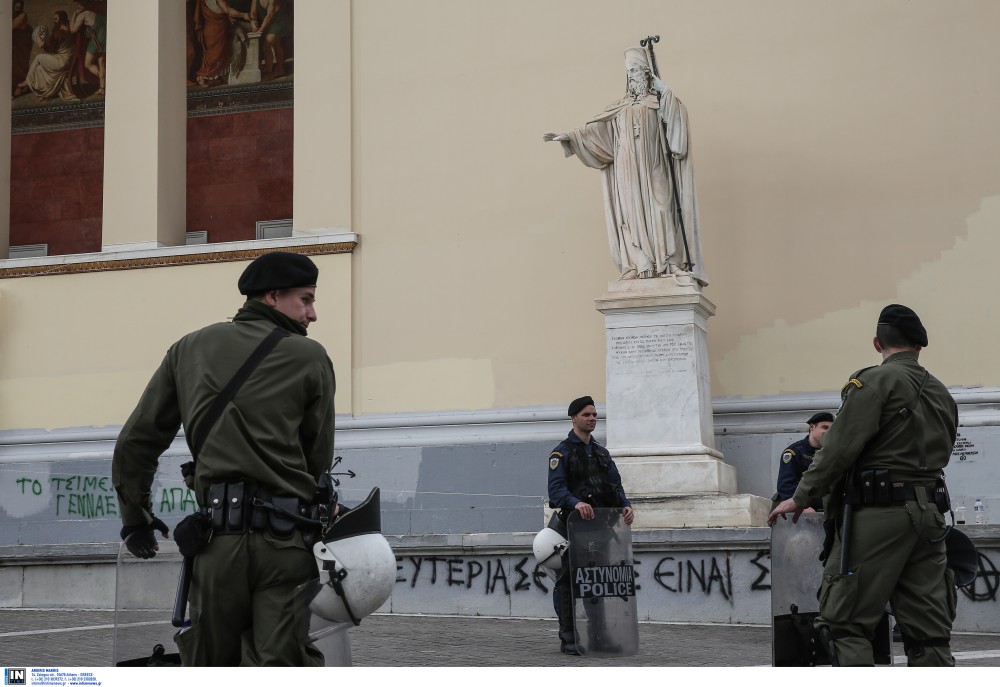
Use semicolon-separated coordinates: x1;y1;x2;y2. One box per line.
10;0;106;107
187;0;294;90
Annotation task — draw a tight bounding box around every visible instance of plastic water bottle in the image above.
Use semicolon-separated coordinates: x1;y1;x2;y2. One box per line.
956;505;967;525
974;497;985;525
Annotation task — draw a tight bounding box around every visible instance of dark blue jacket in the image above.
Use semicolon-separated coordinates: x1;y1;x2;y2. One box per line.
776;436;823;509
547;430;631;511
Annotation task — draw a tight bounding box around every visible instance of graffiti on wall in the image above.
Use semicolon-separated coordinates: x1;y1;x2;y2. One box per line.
5;473;195;520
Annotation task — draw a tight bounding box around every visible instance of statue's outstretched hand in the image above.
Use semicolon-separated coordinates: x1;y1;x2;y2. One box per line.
543;132;569;143
652;77;668;95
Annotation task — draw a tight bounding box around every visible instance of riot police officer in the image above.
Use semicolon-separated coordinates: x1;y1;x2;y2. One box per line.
547;396;634;655
769;304;959;666
774;411;834;511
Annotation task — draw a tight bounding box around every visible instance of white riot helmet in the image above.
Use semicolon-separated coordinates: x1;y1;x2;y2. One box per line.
532;526;569;572
310;487;396;625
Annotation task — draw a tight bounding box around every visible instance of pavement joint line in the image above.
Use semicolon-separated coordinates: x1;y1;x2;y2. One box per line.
0;620;168;638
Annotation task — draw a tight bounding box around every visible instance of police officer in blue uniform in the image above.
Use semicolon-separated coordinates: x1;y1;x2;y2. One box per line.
775;412;834;512
546;396;634;655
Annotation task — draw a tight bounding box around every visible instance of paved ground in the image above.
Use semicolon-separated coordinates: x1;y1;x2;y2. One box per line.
2;610;1000;667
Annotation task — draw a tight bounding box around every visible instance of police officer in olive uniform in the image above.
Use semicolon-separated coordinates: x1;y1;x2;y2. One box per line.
547;396;635;655
769;305;958;667
112;252;336;666
774;412;834;512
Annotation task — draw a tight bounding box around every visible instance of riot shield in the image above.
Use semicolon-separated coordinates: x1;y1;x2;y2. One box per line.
771;514;892;666
292;577;353;666
566;508;639;657
113;536;184;666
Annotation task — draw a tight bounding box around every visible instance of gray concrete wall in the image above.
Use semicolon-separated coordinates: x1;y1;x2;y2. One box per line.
3;528;999;632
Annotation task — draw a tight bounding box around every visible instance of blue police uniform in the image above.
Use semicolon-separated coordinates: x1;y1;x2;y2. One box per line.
547;429;630;654
548;431;630;512
776;436;823;510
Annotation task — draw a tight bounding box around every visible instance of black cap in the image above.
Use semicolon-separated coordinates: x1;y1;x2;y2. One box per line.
568;396;595;417
877;304;928;347
238;252;318;296
807;412;834;425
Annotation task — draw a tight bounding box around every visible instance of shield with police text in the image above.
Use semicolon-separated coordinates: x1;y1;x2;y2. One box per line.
566;508;639;657
771;513;892;666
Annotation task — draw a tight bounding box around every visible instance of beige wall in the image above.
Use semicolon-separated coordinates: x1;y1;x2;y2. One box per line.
0;254;351;431
4;0;1000;431
348;0;1000;412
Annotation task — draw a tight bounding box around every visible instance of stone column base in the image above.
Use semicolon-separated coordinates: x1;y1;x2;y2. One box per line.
631;493;773;528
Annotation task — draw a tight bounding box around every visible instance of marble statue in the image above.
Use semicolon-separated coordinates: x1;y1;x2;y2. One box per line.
544;46;706;285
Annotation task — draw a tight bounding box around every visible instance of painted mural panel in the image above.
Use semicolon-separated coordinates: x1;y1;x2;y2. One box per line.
187;0;294;90
10;0;106;107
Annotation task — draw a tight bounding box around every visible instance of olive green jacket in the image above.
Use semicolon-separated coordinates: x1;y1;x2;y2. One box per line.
793;351;957;509
112;300;336;527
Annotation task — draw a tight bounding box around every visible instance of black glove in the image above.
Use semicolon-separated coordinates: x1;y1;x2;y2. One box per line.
121;517;170;559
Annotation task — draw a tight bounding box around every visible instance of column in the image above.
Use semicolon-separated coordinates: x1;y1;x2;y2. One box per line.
0;3;12;258
101;0;186;251
293;0;352;235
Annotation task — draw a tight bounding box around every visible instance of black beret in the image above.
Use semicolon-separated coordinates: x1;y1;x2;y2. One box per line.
568;395;595;417
807;412;834;425
877;304;928;347
238;252;318;296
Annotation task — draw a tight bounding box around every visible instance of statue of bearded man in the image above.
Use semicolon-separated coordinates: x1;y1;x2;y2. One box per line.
544;47;706;285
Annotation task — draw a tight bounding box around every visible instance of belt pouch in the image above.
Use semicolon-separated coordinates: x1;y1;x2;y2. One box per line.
227;482;245;532
874;469;891;505
268;495;299;539
209;482;227;530
250;488;269;531
934;484;951;513
860;469;877;505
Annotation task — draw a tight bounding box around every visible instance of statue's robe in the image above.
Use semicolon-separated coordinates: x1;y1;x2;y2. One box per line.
561;90;706;284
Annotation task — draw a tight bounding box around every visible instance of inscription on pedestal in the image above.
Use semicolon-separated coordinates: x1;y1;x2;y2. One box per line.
609;330;694;370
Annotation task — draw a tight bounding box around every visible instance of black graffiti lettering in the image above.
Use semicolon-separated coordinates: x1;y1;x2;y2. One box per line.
633;558;641;591
653;556;679;592
466;560;484;589
447;559;464;587
687;559;705;593
706;556;729;601
961;552;1000;603
408;556;422;588
395;557;405;583
426;556;445;584
513;557;531;591
531;562;550;593
489;558;509;594
750;550;771;591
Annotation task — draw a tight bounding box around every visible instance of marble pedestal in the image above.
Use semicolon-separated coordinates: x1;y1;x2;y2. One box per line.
595;276;770;527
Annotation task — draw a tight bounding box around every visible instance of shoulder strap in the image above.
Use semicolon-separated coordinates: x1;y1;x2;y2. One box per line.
189;326;291;460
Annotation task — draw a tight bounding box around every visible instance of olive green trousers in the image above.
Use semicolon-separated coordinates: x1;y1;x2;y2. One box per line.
174;531;323;666
818;502;957;667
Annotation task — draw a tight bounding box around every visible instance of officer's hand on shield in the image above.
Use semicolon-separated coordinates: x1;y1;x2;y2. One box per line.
623;507;635;526
121;517;170;559
575;501;595;520
767;498;803;526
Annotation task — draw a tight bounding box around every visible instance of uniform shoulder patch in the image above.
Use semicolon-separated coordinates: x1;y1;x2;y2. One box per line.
781;449;795;464
549;451;562;470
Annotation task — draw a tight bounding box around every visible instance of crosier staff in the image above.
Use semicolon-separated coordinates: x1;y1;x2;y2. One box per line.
640;34;693;271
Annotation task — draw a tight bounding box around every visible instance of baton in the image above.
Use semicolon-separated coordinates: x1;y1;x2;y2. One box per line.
171;556;194;628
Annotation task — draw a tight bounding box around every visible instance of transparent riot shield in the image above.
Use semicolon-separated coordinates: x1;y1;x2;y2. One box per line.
771;514;892;666
566;508;639;657
113;536;184;666
292;578;353;667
